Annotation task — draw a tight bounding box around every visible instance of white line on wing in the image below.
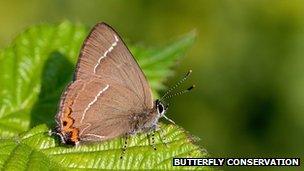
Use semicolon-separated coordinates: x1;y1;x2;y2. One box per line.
80;84;109;123
93;35;119;73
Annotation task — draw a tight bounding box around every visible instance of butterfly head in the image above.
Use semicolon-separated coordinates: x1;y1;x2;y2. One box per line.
156;99;168;117
155;99;175;125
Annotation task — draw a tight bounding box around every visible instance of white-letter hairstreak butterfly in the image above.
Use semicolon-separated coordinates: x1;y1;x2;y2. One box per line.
51;22;194;157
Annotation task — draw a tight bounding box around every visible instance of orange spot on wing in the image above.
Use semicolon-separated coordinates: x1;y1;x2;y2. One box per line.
60;99;79;143
70;129;79;142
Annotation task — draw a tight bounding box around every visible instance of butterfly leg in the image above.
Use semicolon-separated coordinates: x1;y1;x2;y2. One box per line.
120;134;129;159
157;130;168;147
151;130;157;151
146;131;157;151
147;129;157;151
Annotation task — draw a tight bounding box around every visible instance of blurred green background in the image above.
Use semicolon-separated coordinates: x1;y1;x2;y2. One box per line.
0;0;303;169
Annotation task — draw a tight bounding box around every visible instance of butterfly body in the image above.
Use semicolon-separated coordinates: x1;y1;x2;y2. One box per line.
53;23;167;145
128;103;159;134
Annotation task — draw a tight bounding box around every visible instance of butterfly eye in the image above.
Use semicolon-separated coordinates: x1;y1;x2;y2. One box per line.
157;103;165;116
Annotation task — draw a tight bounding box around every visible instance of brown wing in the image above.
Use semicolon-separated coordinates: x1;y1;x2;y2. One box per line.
67;78;143;141
74;23;153;108
56;23;153;142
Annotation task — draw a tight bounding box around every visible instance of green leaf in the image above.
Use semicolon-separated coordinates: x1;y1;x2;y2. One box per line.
0;21;87;137
0;124;209;170
0;22;196;137
0;22;207;170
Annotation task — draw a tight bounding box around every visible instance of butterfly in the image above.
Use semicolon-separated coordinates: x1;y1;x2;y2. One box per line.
52;22;193;152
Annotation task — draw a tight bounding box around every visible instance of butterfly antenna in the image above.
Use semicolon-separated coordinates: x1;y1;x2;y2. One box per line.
162;85;195;100
160;70;192;101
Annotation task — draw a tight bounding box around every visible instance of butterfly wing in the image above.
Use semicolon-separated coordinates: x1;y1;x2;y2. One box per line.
56;23;154;142
74;23;153;108
67;78;143;141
